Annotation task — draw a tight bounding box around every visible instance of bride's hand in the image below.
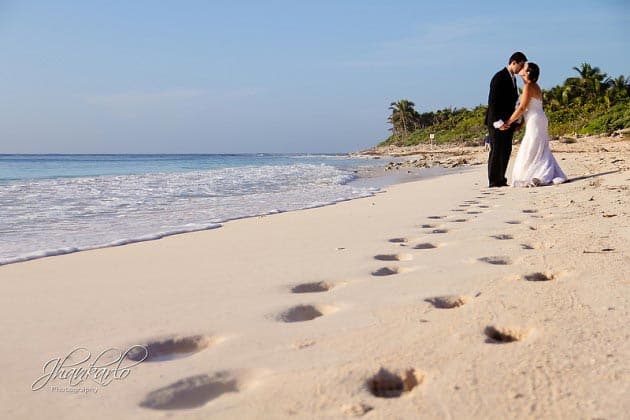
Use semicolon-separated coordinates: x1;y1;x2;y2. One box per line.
499;123;511;131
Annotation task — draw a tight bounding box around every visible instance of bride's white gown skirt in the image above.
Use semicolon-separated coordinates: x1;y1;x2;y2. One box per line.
511;98;567;187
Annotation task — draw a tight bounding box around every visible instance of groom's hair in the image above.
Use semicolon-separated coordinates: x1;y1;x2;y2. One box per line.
526;62;540;82
509;52;527;64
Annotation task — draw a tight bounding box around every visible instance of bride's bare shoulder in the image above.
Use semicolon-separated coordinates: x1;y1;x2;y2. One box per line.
531;83;543;99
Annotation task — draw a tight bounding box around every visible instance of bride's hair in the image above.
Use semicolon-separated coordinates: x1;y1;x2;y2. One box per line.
526;62;540;82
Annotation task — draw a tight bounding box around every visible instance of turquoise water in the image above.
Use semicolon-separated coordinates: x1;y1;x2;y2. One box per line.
0;154;385;265
0;153;375;182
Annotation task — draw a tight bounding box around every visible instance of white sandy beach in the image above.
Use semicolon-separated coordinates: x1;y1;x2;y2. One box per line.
1;137;628;419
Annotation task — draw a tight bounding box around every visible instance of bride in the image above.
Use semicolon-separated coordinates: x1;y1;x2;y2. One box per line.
502;62;567;187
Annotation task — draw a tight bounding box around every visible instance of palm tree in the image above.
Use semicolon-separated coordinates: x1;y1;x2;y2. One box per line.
606;75;630;98
543;85;566;110
388;99;418;141
572;63;607;101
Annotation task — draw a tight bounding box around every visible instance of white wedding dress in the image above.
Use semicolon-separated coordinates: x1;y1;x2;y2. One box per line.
511;97;567;187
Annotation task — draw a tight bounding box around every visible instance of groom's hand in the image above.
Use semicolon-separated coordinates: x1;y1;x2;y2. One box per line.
499;123;510;131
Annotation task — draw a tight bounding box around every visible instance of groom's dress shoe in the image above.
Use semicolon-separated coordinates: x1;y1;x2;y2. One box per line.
489;182;509;188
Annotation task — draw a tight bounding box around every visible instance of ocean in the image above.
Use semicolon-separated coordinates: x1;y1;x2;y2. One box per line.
0;154;389;265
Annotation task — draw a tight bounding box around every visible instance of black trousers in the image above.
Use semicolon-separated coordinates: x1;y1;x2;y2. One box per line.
487;126;513;187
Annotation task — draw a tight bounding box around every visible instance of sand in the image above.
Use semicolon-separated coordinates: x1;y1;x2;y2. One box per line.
0;136;628;419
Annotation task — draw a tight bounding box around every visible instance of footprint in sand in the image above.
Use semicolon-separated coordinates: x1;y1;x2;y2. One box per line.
522;209;538;214
478;256;512;265
413;242;438;250
451;209;466;212
429;228;449;234
505;220;522;225
520;244;535;250
478;205;490;209
367;368;424;398
427;215;446;220
523;272;559;282
277;304;337;322
425;295;470;308
291;281;336;293
388;237;409;245
490;234;513;240
450;218;468;223
484;325;530;343
374;253;413;262
467;211;482;215
420;224;436;229
139;370;261;410
371;266;413;276
127;335;216;362
464;200;480;204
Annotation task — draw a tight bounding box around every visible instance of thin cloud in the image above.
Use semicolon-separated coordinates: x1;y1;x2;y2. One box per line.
338;19;488;69
84;88;207;107
85;87;268;108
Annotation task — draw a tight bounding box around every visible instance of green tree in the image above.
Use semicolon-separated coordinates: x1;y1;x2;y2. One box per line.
388;99;418;143
379;63;629;148
571;63;608;101
605;75;630;105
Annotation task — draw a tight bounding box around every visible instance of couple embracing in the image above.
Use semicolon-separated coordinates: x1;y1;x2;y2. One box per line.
485;52;567;188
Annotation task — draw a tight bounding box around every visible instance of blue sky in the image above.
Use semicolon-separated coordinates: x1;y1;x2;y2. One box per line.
0;1;628;153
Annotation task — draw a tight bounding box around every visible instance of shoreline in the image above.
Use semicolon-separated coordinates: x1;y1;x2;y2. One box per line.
1;135;625;268
0;157;471;268
1;136;628;419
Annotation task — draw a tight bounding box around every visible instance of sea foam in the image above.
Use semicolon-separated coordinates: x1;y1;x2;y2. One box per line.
0;162;378;265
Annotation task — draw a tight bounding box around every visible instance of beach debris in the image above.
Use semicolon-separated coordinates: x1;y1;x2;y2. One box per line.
425;295;470;309
341;402;374;417
292;339;316;349
583;248;615;254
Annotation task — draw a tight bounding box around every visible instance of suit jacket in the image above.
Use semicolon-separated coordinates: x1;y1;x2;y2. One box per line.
485;67;519;128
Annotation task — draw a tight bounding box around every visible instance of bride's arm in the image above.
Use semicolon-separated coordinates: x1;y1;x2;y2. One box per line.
506;84;532;126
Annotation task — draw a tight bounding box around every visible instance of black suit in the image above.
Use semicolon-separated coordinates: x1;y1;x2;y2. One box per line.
485;67;519;187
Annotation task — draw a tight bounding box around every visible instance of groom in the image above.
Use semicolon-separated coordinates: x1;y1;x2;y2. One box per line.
485;51;527;187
